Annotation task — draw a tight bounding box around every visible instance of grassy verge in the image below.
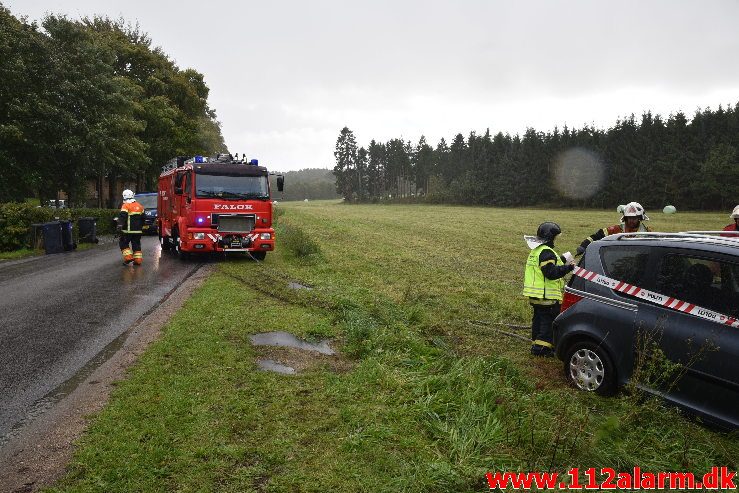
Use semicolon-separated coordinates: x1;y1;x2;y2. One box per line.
0;242;99;261
0;247;44;260
50;203;738;492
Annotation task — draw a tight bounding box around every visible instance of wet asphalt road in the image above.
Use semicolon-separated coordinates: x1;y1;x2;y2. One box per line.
0;236;201;441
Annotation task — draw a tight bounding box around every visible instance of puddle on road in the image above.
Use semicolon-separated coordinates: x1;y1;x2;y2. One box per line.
256;359;296;375
249;331;334;355
287;282;312;290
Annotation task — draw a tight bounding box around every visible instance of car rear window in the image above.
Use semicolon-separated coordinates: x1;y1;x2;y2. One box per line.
656;254;739;317
600;246;651;286
135;195;157;209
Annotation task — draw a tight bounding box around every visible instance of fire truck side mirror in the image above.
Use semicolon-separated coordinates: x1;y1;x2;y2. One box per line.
277;176;284;192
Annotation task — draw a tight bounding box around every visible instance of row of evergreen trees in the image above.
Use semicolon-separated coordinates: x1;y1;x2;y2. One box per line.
0;5;226;206
271;169;340;202
333;103;739;211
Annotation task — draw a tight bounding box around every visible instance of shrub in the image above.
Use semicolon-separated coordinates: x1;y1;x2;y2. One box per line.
272;204;285;222
0;202;120;251
277;220;321;258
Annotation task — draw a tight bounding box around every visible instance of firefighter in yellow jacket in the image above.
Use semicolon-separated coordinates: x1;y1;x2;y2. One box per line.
118;189;145;265
523;222;575;356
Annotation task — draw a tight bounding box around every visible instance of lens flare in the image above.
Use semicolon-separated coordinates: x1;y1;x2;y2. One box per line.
553;148;606;200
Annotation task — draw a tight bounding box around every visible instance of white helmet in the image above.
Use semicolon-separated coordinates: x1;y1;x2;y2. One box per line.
122;189;135;203
731;205;739;219
620;201;649;222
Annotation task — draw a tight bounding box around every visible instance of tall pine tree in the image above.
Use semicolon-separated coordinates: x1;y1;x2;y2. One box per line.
333;127;358;201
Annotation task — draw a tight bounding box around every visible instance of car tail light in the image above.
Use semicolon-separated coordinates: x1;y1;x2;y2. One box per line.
560;291;584;313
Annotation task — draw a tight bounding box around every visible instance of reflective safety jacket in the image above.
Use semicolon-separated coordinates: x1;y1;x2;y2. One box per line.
119;201;145;234
523;244;567;304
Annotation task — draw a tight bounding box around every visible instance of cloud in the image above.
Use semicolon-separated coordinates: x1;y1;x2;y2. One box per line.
6;0;739;170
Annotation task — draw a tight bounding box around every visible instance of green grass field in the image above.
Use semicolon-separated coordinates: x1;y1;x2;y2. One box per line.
50;202;738;492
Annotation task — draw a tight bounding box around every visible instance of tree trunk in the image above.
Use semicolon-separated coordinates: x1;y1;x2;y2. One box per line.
97;174;104;208
108;174;117;209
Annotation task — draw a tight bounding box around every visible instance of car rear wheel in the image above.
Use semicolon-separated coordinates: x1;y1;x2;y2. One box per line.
564;341;617;396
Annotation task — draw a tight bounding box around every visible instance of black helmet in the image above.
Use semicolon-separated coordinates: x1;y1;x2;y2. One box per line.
537;222;562;242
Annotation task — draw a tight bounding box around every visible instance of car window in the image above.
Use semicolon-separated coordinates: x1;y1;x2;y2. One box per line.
600;246;651;286
135;195;157;209
656;254;739;317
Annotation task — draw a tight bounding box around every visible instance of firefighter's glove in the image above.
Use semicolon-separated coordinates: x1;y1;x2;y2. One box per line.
575;246;585;256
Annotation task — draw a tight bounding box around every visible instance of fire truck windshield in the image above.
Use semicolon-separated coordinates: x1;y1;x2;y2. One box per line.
195;174;269;200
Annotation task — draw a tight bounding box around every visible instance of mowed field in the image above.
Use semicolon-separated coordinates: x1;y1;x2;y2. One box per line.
51;202;738;492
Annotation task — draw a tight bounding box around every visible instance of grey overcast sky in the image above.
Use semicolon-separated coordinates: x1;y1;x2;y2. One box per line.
5;0;739;172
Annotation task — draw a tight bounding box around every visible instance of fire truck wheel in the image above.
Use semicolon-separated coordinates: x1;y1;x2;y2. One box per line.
159;233;171;251
173;231;189;260
251;251;266;261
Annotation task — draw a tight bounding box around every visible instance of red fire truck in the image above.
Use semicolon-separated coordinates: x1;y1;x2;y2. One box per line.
157;154;284;259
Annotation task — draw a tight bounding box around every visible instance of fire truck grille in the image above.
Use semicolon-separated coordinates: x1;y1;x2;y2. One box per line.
215;214;255;233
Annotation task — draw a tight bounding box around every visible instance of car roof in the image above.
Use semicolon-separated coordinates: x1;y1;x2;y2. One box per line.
599;232;739;256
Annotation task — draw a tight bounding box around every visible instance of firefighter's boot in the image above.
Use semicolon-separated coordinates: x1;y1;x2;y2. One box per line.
121;248;134;265
133;250;143;265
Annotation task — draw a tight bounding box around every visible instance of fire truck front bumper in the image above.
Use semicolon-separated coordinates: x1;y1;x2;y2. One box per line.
181;230;275;253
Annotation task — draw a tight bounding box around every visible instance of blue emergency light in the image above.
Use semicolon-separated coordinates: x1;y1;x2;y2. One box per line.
249;159;258;166
194;155;204;163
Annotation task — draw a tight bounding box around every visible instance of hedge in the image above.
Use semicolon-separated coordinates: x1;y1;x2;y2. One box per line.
0;203;120;251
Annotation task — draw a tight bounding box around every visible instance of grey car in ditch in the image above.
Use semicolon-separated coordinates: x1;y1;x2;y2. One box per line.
553;232;739;430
